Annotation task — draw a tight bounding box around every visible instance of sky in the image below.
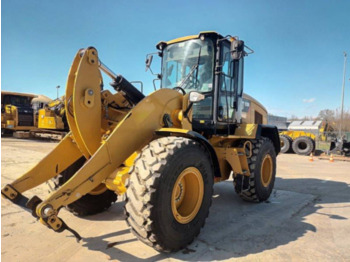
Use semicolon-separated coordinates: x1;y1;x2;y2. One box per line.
1;0;350;118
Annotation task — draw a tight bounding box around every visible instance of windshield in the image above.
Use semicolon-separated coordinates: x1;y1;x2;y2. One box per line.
2;95;32;107
161;39;214;93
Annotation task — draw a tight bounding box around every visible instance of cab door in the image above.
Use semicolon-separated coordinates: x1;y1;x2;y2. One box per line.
216;41;244;134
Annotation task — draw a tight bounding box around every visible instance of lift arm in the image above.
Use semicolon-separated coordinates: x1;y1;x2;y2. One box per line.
2;47;183;240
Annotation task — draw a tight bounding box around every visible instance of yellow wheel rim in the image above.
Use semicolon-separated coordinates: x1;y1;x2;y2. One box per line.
89;183;108;195
261;154;273;187
171;167;204;224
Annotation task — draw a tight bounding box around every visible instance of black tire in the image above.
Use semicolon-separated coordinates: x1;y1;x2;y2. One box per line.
54;157;118;216
234;137;276;202
1;129;13;137
125;137;214;252
280;135;293;153
292;136;315;155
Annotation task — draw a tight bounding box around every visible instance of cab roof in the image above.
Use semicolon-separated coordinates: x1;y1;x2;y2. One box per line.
1;90;37;98
156;31;224;50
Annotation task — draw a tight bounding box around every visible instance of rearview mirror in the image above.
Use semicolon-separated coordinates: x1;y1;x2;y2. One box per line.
145;55;153;72
231;40;244;60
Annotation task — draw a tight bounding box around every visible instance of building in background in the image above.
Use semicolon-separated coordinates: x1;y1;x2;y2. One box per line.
268;114;289;131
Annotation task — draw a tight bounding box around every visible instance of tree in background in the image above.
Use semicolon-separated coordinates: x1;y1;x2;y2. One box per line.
318;109;335;122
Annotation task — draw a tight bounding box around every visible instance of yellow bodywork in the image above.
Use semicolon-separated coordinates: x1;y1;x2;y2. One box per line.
1;46;262;235
38;108;65;129
280;130;316;140
280;121;334;143
241;93;268;125
37;97;66;130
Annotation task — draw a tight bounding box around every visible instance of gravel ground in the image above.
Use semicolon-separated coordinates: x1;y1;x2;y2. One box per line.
1;137;350;261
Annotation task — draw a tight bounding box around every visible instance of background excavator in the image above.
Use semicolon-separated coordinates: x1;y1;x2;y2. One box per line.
1;32;280;252
37;96;68;131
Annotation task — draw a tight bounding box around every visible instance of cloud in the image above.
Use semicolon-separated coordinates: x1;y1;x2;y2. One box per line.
303;98;316;103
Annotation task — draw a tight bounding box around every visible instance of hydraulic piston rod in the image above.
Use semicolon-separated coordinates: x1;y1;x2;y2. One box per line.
80;48;145;105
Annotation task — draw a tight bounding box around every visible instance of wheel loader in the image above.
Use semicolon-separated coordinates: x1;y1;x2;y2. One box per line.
1;91;37;135
1;31;280;252
279;121;336;155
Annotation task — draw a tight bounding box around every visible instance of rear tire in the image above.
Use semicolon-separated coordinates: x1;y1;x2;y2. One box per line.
292;136;315;155
54;157;118;216
234;137;276;202
280;135;293;153
125;137;214;252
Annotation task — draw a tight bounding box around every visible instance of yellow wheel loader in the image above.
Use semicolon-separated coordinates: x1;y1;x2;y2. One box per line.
1;91;37;135
1;32;280;252
280;131;316;155
279;121;336;155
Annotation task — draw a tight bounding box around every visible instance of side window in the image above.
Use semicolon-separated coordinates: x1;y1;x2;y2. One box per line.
218;44;234;122
237;58;244;96
163;61;177;88
242;98;250;112
220;45;232;92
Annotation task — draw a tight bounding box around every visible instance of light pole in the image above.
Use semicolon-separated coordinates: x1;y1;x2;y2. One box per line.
56;85;60;99
339;52;347;138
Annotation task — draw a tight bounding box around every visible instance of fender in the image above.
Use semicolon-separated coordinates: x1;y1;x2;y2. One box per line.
258;124;281;154
155;128;221;177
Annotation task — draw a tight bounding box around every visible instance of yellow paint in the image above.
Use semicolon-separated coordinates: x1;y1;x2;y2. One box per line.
6;120;15;127
166;35;198;45
47;215;63;232
4;134;82;193
260;154;273;187
105;152;139;194
72;48;103;156
1;42;271;237
233;124;259;138
65;50;91;159
35;87;183;217
157;127;189;134
88;183;108;195
214;146;250;180
1;185;18;200
171;109;182;127
171;167;204;224
38;108;65;129
280;130;316;140
178;110;183;121
241;93;268;125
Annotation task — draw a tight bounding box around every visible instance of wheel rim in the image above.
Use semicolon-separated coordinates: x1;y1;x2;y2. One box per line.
89;183;108;195
280;139;285;147
261;154;273;187
171;167;204;224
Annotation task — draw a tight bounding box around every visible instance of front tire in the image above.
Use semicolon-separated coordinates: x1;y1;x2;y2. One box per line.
125;137;214;252
234;137;276;202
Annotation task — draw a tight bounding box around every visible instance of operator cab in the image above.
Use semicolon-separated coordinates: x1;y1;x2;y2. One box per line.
156;32;250;136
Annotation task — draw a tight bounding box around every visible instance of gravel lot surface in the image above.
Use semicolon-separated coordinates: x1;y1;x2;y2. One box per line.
1;138;350;261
